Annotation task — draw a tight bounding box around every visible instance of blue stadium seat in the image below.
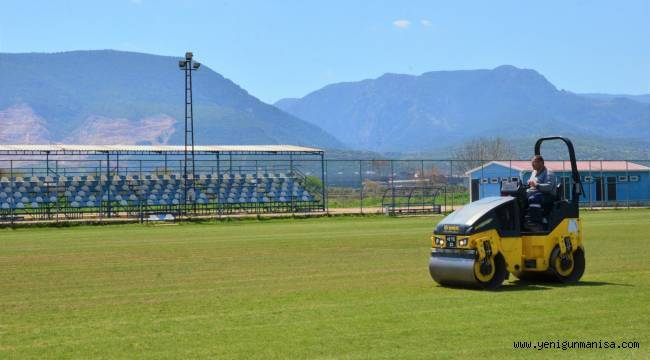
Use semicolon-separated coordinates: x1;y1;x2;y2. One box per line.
0;171;317;211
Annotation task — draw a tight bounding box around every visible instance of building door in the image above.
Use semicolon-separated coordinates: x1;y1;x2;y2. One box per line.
595;177;603;201
607;176;617;201
471;179;480;202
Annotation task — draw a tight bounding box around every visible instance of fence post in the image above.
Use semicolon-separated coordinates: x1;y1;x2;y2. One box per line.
444;183;447;212
421;160;425;210
10;160;14;226
139;159;143;223
321;155;327;212
390;160;395;212
359;160;363;214
97;158;102;220
600;160;604;208
450;160;454;210
217;152;220;176
562;160;566;200
585;160;594;210
106;153;111;219
478;160;485;199
626;161;629;210
289;154;293;175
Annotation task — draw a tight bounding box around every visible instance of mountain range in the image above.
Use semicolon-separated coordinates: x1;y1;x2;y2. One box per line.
1;50;649;159
276;65;650;157
580;93;650;104
0;50;343;148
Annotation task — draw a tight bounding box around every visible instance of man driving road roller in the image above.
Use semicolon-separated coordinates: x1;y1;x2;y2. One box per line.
429;137;585;289
526;155;557;229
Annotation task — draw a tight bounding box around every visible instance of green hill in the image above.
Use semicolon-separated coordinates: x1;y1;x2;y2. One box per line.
0;50;343;148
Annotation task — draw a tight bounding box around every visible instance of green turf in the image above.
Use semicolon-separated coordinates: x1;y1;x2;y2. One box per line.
1;210;648;359
326;188;469;209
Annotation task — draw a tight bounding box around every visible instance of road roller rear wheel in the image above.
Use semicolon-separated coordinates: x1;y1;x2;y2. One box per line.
474;254;507;290
550;246;585;283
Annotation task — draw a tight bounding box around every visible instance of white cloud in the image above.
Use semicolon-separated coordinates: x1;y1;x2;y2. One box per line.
420;19;432;27
392;20;411;29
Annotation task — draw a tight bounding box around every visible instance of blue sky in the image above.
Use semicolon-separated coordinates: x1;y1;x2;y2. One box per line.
1;0;648;103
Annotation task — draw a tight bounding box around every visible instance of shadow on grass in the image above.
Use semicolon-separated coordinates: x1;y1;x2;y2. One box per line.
434;280;631;292
435;282;549;292
498;280;632;292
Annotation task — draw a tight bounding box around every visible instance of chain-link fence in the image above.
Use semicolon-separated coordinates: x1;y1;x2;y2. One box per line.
1;157;648;224
324;160;469;213
322;159;650;213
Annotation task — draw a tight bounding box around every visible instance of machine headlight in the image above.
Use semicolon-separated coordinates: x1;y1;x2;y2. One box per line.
459;238;468;247
434;236;444;246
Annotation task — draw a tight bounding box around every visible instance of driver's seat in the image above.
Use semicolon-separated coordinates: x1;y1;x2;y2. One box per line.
543;183;564;216
528;183;563;232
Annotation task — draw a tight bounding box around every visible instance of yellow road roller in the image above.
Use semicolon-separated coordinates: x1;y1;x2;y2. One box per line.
429;137;585;289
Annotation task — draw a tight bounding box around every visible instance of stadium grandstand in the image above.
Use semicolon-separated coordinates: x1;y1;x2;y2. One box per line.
0;144;325;223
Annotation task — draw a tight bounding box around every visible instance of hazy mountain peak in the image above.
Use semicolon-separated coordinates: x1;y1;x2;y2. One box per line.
378;72;415;80
276;66;650;153
580;93;650;104
493;64;519;71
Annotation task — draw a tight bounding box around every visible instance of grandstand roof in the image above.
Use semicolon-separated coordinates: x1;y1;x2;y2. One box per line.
0;144;323;155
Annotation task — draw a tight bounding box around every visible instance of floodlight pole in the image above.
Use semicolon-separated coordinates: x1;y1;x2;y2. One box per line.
178;52;201;211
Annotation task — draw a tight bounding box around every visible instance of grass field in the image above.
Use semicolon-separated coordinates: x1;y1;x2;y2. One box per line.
1;210;649;359
326;187;469;209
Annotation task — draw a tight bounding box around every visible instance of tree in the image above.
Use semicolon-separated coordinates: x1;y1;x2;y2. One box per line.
418;165;447;184
304;175;323;191
453;137;516;173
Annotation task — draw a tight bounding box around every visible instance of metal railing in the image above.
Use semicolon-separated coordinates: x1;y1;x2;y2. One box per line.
1;158;648;224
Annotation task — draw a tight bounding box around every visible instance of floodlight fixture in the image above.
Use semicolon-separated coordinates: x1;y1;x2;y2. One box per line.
185;52;193;60
193;62;201;70
179;60;187;68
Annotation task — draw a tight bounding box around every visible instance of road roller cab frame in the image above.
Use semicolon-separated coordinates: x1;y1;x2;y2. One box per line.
429;137;586;289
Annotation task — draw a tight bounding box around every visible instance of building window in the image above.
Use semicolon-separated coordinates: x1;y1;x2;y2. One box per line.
629;175;639;182
584;176;593;183
618;175;628;182
511;176;519;182
481;178;489;184
490;178;499;184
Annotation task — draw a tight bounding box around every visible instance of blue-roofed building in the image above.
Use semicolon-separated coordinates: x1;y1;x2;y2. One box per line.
466;160;650;205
